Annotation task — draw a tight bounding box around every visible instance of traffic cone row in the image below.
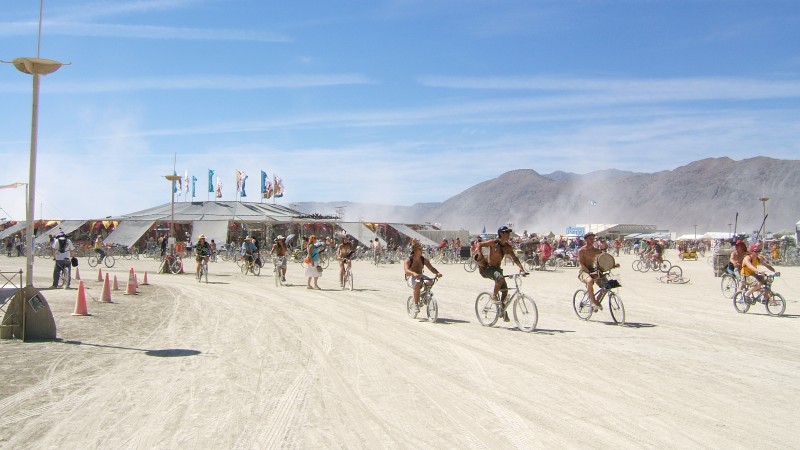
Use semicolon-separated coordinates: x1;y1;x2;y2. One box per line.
72;267;154;318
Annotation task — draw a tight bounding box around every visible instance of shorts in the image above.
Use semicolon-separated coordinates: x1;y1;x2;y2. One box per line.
748;273;766;285
578;270;597;284
479;265;503;281
195;255;208;263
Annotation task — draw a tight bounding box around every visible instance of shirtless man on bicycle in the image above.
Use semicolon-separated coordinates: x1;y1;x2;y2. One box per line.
194;234;211;278
404;243;442;314
336;235;355;288
578;232;604;311
475;226;526;320
269;235;288;282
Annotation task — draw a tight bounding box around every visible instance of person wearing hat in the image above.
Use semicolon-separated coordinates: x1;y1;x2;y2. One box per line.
194;234;211;278
404;242;442;316
51;231;75;289
305;235;322;289
269;235;288;282
741;243;778;301
578;232;604;311
473;226;527;321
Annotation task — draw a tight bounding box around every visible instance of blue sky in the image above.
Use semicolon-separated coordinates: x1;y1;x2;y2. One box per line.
1;0;799;221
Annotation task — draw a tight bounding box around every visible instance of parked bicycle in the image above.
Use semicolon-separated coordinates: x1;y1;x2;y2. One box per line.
161;254;183;274
733;273;785;316
406;274;440;322
474;273;538;332
573;253;625;324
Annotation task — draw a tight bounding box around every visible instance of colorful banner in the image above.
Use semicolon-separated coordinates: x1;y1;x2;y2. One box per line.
208;169;214;193
274;175;284;198
215;177;223;198
260;170;267;195
191;176;197;198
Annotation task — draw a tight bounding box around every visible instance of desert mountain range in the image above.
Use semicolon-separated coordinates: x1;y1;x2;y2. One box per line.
298;157;800;236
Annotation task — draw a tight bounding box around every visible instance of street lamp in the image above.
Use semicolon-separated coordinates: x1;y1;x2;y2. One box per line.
693;224;698;241
758;197;769;235
728;223;732;238
164;175;182;255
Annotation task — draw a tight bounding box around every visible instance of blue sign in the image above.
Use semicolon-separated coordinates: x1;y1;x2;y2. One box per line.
566;227;586;236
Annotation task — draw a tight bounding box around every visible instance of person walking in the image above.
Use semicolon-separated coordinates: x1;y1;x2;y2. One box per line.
51;231;75;289
305;235;322;289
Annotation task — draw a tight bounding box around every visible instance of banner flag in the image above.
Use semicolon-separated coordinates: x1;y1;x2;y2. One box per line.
191;176;197;198
274;175;284;198
235;170;243;193
173;170;179;193
260;170;267;194
208;169;214;193
0;182;25;190
184;170;190;194
241;173;248;197
264;179;273;199
215;177;223;198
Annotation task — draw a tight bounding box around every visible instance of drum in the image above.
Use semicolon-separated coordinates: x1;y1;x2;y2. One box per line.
596;253;616;272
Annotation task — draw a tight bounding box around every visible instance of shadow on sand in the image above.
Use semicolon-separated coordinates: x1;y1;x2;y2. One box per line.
58;339;202;357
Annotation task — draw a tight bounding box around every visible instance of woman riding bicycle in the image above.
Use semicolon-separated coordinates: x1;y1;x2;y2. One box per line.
195;234;211;278
336;235;355;288
742;244;778;300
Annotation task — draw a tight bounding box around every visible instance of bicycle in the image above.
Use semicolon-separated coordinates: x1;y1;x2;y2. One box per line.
87;252;116;268
340;258;354;290
273;256;286;286
406;275;440;322
196;259;208;283
573;254;625;324
474;273;538;332
241;256;260;276
161;254;183;274
733;273;785;316
720;268;753;299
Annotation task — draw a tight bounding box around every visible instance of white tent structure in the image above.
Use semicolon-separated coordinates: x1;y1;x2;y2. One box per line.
702;232;733;240
388;223;438;247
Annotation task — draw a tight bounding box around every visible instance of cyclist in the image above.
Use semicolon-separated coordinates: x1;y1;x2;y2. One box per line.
578;232;604;311
742;244;778;301
651;239;664;265
209;239;217;262
195;234;211;278
241;236;256;270
728;240;748;290
474;226;526;321
337;235;355;288
403;243;442;314
269;235;289;282
94;235;107;264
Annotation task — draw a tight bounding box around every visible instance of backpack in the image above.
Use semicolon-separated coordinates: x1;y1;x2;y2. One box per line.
57;237;68;254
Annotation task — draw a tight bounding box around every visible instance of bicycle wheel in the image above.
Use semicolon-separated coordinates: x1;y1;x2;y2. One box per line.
87;256;98;267
426;296;438;323
608;292;625;325
59;269;68;288
104;255;116;268
572;289;593;320
764;292;785;317
524;258;536;272
203;265;208;283
720;274;737;299
274;266;281;286
732;291;750;314
512;294;538;332
464;258;477;273
252;263;260;276
196;267;202;282
320;254;330;269
666;266;682;282
345;270;353;291
659;260;671;272
631;260;642;272
474;292;499;327
406;296;418;319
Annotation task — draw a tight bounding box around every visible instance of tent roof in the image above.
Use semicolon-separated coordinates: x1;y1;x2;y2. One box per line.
702;232;732;240
105;220;156;247
0;222;25;240
112;201;304;222
34;220;86;244
388;223;438;247
338;222;385;247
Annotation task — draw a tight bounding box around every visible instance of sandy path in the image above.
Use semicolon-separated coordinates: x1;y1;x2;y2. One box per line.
1;252;798;448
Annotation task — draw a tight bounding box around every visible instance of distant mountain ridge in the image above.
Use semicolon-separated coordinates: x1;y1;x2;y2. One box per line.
298;157;800;236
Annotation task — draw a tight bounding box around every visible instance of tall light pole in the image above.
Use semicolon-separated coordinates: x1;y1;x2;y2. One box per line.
728;223;732;238
4;1;64;287
758;197;769;236
165;175;182;255
693;224;698;241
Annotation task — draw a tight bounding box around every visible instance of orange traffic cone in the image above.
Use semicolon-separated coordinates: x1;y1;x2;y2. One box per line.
75;268;81;281
124;270;138;295
71;281;90;316
101;273;113;303
113;275;120;291
141;271;150;285
97;268;103;282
